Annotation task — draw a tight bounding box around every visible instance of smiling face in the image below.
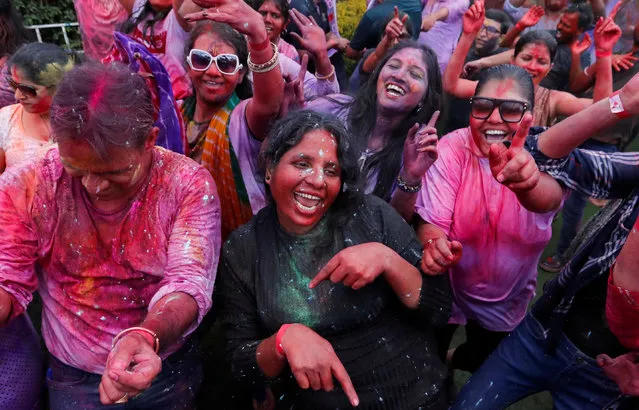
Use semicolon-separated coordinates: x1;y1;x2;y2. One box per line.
512;43;552;86
259;0;287;43
376;47;429;115
267;129;342;235
469;79;529;156
475;18;502;54
10;66;53;115
187;33;245;108
556;12;581;44
57;130;156;207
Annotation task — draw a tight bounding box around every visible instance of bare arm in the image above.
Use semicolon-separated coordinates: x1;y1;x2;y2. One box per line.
139;292;199;349
381;247;424;309
443;32;479;97
513;173;563;213
175;0;198;31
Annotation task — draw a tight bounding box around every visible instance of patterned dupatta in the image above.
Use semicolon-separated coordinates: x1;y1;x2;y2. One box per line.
181;94;253;240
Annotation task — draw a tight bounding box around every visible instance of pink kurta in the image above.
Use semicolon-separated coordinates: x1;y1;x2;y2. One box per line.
416;127;558;331
0;147;221;374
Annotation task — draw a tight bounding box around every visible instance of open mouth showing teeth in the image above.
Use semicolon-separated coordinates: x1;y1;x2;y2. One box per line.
385;83;406;96
294;192;322;211
484;130;509;143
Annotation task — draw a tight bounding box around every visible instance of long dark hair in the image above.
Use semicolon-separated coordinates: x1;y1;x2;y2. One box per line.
261;110;363;229
0;0;33;58
344;40;441;201
119;1;171;47
185;21;253;100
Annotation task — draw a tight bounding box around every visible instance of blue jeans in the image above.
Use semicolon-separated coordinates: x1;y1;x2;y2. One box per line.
451;314;623;410
47;341;202;410
557;140;618;256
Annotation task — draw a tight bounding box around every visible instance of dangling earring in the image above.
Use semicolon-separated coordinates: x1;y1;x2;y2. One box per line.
265;175;271;181
416;103;423;113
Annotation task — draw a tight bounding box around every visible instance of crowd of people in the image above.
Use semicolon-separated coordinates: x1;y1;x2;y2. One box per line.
0;0;638;408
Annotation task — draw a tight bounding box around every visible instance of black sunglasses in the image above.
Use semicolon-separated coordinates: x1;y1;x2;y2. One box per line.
6;76;38;98
480;25;500;35
469;97;529;123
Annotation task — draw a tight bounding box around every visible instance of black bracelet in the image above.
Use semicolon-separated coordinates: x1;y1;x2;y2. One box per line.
396;174;422;193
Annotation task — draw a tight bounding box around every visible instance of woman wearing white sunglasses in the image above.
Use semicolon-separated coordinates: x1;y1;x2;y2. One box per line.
181;0;284;241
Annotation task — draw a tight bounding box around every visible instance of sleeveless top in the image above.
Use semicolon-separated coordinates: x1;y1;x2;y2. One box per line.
533;86;554;127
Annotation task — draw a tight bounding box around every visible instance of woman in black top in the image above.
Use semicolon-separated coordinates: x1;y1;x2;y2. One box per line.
219;110;452;409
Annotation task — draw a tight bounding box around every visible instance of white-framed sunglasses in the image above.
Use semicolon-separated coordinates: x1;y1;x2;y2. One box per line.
186;49;243;75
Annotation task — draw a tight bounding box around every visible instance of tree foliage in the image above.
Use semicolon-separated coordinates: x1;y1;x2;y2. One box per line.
14;0;82;50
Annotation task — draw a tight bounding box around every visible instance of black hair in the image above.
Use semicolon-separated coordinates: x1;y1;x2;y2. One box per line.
379;10;415;42
0;0;33;57
475;64;535;109
485;9;513;34
119;1;171;47
514;30;558;63
261;110;363;227
185;21;253;100
565;1;594;30
51;62;155;160
251;0;290;22
342;40;442;201
8;42;74;88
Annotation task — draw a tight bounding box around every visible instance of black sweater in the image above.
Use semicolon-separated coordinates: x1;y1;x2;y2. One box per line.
219;196;452;409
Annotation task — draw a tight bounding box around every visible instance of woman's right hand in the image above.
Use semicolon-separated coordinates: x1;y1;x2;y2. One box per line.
186;0;267;43
279;324;360;407
517;6;545;29
421;237;463;275
462;0;485;35
384;7;408;44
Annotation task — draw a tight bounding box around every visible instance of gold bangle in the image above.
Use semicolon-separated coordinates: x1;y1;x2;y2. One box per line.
248;42;279;73
112;327;160;353
315;65;335;81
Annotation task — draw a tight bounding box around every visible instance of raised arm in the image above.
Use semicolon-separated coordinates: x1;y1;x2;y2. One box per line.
568;33;595;93
591;16;621;103
501;5;544;48
363;7;407;74
443;0;484;98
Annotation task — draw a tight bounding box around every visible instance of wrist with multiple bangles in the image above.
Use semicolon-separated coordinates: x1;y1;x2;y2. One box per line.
248;42;280;74
396;173;422;193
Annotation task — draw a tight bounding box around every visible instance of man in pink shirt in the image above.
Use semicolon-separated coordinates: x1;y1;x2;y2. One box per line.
0;62;221;408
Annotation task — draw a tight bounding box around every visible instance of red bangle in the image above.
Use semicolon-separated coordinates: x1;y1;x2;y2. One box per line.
249;37;270;52
596;50;612;58
515;22;526;31
275;324;292;357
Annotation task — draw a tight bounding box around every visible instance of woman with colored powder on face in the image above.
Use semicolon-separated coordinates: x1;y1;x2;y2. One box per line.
0;42;74;175
415;64;564;382
177;0;284;241
444;0;620;128
220;110;452;410
304;40;443;222
118;0;194;99
0;62;221;408
0;0;33;109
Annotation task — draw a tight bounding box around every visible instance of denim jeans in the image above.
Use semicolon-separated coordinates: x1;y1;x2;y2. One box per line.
556;139;618;256
451;314;624;410
47;341;202;410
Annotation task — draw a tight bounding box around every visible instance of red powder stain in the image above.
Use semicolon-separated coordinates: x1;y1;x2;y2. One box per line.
529;45;549;61
88;77;108;111
494;78;516;98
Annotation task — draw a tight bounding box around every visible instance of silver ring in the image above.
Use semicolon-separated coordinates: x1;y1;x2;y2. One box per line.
115;393;129;404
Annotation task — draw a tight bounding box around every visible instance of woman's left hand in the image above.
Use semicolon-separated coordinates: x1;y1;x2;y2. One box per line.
401;111;440;186
185;0;266;43
280;54;308;117
289;9;329;57
488;113;539;192
594;16;622;56
309;243;392;290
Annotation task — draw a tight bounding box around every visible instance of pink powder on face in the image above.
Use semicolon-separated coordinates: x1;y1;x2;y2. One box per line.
0;147;221;374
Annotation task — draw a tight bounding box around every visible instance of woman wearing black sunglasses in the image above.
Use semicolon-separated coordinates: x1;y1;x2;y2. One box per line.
0;42;73;175
414;64;565;382
444;0;620;128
